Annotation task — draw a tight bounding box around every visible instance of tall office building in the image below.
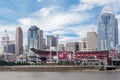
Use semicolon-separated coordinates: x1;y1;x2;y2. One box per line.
65;42;79;55
87;32;97;50
47;35;57;49
58;44;64;51
4;44;15;54
38;29;44;50
79;38;87;51
15;27;23;56
98;6;118;50
28;26;43;51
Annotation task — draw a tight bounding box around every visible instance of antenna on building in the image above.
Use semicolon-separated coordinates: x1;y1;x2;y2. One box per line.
5;29;7;32
89;26;94;32
92;27;94;31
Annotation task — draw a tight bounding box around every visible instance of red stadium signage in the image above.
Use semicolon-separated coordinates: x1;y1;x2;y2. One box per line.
58;52;71;60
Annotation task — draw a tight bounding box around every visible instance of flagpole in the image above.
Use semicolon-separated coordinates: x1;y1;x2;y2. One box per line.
50;39;52;63
56;34;59;63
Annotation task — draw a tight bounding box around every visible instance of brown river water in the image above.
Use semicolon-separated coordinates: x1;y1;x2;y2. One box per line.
0;71;120;80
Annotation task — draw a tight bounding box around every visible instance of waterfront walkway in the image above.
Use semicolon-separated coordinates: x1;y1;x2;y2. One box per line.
0;65;97;71
0;65;120;71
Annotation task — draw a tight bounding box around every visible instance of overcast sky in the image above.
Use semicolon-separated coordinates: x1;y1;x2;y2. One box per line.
0;0;120;46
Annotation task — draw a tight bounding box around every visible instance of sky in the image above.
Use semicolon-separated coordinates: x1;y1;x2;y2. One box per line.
0;0;120;46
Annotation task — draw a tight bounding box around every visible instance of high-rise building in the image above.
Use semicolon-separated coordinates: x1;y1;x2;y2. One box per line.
43;38;47;50
0;30;10;53
15;27;23;56
87;32;97;50
1;30;9;45
4;44;15;54
28;26;43;51
38;29;44;50
79;38;87;51
97;6;118;50
47;35;57;49
0;30;15;54
65;42;79;55
58;44;64;51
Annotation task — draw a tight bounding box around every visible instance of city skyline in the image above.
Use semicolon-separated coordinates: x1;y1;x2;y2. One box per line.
0;0;120;45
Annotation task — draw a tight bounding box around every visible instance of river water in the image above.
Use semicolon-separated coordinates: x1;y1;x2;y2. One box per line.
0;71;120;80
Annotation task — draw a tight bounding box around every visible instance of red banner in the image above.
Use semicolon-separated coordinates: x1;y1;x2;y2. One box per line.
58;52;71;60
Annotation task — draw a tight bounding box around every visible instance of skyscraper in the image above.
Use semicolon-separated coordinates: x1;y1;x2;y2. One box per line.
47;35;57;49
28;26;43;51
65;42;79;55
79;38;87;51
38;29;44;50
15;27;23;56
97;6;118;50
87;32;97;50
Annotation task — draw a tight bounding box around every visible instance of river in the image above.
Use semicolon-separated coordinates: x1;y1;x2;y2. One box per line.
0;71;120;80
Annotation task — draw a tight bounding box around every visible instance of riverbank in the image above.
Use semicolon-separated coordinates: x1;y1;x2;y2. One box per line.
0;65;120;72
0;65;99;72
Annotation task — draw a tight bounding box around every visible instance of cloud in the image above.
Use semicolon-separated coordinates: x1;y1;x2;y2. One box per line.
80;0;109;6
0;8;14;14
18;18;31;25
18;6;91;31
37;0;43;3
71;3;94;12
71;0;120;13
16;4;94;45
0;8;15;18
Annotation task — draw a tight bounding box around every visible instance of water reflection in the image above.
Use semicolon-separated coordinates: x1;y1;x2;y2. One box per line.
0;71;120;80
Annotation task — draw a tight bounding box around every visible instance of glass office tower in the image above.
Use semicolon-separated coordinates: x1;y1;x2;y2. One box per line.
97;6;118;50
28;26;43;51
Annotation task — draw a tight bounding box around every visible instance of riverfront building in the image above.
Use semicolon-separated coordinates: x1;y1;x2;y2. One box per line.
97;6;118;50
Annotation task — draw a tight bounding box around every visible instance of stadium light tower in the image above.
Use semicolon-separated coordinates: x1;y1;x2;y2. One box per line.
56;34;59;63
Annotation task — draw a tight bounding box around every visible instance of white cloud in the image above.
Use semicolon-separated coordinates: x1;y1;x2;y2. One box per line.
16;5;93;45
71;0;120;13
18;18;31;25
0;8;15;15
37;0;43;2
80;0;109;6
71;0;108;12
71;3;94;12
60;36;80;43
53;24;97;44
18;6;91;31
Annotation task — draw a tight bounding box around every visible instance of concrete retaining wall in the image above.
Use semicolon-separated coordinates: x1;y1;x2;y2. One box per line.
0;66;98;71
